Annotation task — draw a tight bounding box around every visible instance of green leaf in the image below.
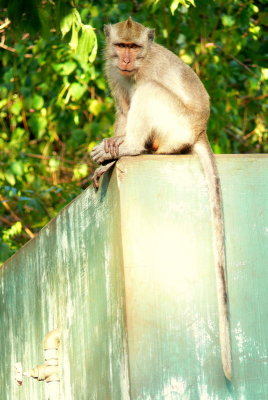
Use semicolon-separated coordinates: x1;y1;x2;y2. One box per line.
70;21;80;50
10;161;24;176
170;0;180;15
72;163;88;181
170;0;194;12
89;99;102;116
52;61;77;76
3;221;22;242
76;25;97;64
49;158;60;172
28;114;47;138
221;15;235;27
32;94;44;110
69;82;87;101
89;36;98;64
0;99;8;109
60;6;76;38
5;171;16;186
11;99;22;115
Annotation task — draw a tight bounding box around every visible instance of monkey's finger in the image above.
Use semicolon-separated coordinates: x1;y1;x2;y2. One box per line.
115;138;124;156
91;147;105;159
111;142;117;158
91;153;103;164
107;141;113;154
104;139;110;153
93;152;111;164
91;148;101;157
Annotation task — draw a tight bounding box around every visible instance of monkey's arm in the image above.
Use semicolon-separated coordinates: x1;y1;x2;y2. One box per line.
98;91;129;158
112;84;130;135
114;110;127;136
101;108;127;158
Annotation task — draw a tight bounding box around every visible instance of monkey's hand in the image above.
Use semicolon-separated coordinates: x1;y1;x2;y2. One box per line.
91;136;124;164
91;161;116;189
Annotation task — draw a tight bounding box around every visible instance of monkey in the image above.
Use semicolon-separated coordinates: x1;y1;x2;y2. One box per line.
91;17;231;380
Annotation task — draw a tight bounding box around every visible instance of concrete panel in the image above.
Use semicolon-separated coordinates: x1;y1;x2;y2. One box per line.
0;172;129;399
1;155;268;399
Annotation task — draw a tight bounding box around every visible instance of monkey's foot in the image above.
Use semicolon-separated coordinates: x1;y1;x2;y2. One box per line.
91;136;124;164
91;161;116;189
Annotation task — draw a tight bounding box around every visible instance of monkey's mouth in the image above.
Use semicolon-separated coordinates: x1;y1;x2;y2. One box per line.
118;68;136;75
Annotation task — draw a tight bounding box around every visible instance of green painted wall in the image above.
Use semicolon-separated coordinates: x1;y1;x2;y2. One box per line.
0;170;129;399
1;155;268;399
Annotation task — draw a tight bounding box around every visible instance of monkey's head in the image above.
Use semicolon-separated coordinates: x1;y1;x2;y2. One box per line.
104;17;155;77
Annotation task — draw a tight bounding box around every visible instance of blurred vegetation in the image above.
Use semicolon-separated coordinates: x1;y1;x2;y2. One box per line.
0;0;267;264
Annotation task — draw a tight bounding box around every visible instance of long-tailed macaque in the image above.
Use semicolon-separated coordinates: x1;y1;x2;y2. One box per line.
91;17;231;380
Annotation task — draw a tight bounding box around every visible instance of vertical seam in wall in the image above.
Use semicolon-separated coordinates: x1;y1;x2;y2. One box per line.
115;161;132;400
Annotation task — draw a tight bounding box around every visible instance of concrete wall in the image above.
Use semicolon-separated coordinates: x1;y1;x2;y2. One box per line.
1;155;268;399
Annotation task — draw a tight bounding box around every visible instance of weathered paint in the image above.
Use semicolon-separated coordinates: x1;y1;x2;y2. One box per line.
0;155;268;399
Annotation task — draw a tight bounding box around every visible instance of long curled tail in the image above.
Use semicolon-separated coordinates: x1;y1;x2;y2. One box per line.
193;134;232;381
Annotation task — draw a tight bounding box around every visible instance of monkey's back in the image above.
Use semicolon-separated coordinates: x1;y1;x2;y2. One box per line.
146;43;210;117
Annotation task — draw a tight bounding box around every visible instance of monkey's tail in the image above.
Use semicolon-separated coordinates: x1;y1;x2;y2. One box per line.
193;135;232;381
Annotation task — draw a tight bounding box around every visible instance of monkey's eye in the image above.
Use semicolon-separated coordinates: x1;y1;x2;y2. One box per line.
114;43;142;49
129;44;142;49
115;43;126;48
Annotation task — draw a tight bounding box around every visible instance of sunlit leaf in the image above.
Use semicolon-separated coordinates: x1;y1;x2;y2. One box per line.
170;0;180;15
69;82;87;101
52;61;77;76
76;25;97;64
11;100;22;116
10;161;24;176
89;99;102;116
0;99;8;109
261;69;268;80
221;15;235;27
72;163;88;181
70;21;80;50
3;221;22;242
59;6;80;38
89;38;98;64
32;94;44;110
4;171;16;186
49;158;60;172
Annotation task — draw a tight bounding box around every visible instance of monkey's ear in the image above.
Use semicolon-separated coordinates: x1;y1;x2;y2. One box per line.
104;25;111;38
148;29;155;41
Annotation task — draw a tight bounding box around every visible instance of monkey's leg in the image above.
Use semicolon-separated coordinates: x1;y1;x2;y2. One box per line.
91;161;116;189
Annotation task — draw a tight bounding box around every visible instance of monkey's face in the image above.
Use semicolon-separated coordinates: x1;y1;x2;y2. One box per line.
104;18;155;77
113;42;143;76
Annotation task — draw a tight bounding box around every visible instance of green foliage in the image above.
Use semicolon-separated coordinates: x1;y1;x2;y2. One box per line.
0;0;267;264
